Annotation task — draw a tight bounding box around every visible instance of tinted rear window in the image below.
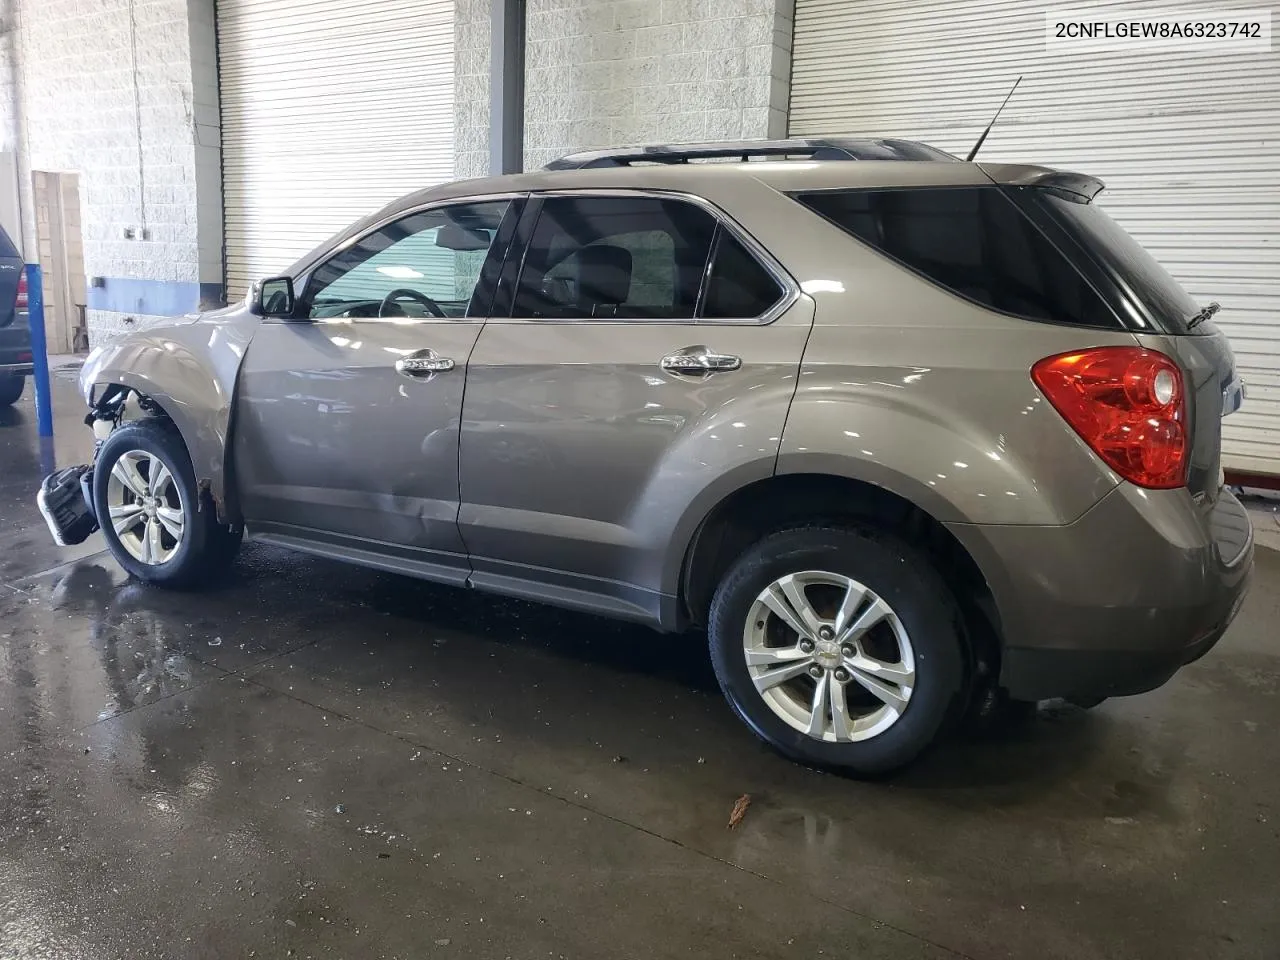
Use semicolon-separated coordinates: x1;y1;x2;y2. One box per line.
512;195;785;321
1035;192;1203;334
514;196;716;319
796;186;1119;329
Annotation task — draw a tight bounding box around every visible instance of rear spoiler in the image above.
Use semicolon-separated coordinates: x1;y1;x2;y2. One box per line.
978;164;1105;201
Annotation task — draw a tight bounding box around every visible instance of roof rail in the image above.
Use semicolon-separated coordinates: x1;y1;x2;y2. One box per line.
543;138;957;170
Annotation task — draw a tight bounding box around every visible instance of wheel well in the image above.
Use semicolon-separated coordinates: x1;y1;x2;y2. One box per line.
680;473;1001;678
93;384;219;506
91;383;172;424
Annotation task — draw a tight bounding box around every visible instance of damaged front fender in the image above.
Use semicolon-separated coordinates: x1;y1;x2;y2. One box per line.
80;308;260;523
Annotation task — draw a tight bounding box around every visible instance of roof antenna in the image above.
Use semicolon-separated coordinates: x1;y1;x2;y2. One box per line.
965;75;1022;162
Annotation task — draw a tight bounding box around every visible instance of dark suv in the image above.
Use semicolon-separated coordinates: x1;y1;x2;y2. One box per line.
53;139;1253;774
0;225;31;406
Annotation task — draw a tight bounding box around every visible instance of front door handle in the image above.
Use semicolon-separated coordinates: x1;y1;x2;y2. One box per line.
396;351;455;378
660;348;742;376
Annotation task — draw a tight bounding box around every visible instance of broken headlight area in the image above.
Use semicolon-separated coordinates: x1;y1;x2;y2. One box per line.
84;382;131;434
37;385;139;548
85;384;165;439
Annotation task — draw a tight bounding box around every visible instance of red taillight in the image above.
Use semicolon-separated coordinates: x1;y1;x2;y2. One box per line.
15;270;27;309
1031;346;1188;489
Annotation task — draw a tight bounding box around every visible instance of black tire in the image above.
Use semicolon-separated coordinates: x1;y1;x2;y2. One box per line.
962;685;1038;738
0;375;24;406
93;418;242;588
707;526;967;776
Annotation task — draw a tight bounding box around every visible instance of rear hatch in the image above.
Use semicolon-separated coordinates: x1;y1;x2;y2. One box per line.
0;224;24;328
1021;187;1239;505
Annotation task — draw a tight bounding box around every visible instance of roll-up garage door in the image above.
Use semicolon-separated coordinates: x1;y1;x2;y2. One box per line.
790;0;1280;477
216;0;455;299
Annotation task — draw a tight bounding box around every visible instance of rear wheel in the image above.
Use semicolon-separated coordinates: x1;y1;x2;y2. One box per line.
707;526;966;775
93;418;242;587
0;374;24;406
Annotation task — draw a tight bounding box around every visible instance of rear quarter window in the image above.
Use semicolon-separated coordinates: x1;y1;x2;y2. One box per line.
795;186;1121;329
702;230;785;319
1033;192;1205;334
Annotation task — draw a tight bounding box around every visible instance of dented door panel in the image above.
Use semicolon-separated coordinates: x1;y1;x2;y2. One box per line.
233;318;482;562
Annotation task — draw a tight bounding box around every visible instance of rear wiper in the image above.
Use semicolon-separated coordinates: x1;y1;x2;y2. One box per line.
1187;301;1221;330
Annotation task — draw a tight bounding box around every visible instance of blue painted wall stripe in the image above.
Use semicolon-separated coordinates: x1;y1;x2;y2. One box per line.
86;278;226;315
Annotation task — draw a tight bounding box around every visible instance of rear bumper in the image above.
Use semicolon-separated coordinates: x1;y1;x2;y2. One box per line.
948;484;1254;701
0;317;32;374
999;616;1238;701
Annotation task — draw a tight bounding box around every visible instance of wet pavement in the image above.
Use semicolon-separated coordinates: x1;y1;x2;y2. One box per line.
2;370;1279;960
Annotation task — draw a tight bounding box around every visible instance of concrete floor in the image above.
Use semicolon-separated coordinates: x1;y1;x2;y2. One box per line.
2;370;1278;960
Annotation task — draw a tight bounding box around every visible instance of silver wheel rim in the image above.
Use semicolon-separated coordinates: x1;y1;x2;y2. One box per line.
105;450;186;566
743;570;915;743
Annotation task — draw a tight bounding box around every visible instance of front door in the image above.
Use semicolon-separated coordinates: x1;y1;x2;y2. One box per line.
457;193;812;617
235;198;516;582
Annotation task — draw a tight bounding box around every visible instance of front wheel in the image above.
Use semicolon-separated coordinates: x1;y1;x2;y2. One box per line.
93;418;242;587
0;374;24;406
707;526;967;775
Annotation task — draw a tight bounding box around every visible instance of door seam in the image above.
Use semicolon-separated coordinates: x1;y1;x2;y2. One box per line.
772;294;818;476
454;319;483;584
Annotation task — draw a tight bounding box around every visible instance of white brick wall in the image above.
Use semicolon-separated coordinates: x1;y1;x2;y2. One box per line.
87;309;178;341
0;0;223;345
3;0;796;342
454;0;493;182
455;0;795;178
187;0;223;291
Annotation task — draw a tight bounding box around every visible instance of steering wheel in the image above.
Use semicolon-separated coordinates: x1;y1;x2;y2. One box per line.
378;288;446;319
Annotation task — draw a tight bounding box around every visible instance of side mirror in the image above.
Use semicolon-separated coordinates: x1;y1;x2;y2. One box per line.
251;276;296;318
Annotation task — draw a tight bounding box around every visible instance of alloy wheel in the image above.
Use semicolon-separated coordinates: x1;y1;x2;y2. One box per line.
743;570;915;742
105;450;186;565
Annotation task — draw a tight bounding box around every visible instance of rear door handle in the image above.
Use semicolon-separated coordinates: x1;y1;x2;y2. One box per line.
395;350;455;378
660;348;742;375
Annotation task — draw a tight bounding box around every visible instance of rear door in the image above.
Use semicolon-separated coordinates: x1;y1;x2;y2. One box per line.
234;198;517;581
456;192;812;618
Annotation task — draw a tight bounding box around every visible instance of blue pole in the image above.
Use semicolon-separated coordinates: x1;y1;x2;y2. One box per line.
25;263;53;438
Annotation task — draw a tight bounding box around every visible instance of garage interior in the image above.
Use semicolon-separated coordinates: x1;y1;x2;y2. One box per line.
1;0;1279;957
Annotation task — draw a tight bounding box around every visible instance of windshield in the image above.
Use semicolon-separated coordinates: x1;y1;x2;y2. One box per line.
1037;192;1205;334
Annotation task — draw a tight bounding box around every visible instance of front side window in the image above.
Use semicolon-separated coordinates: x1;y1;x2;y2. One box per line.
512;195;786;321
796;187;1118;329
304;200;510;320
